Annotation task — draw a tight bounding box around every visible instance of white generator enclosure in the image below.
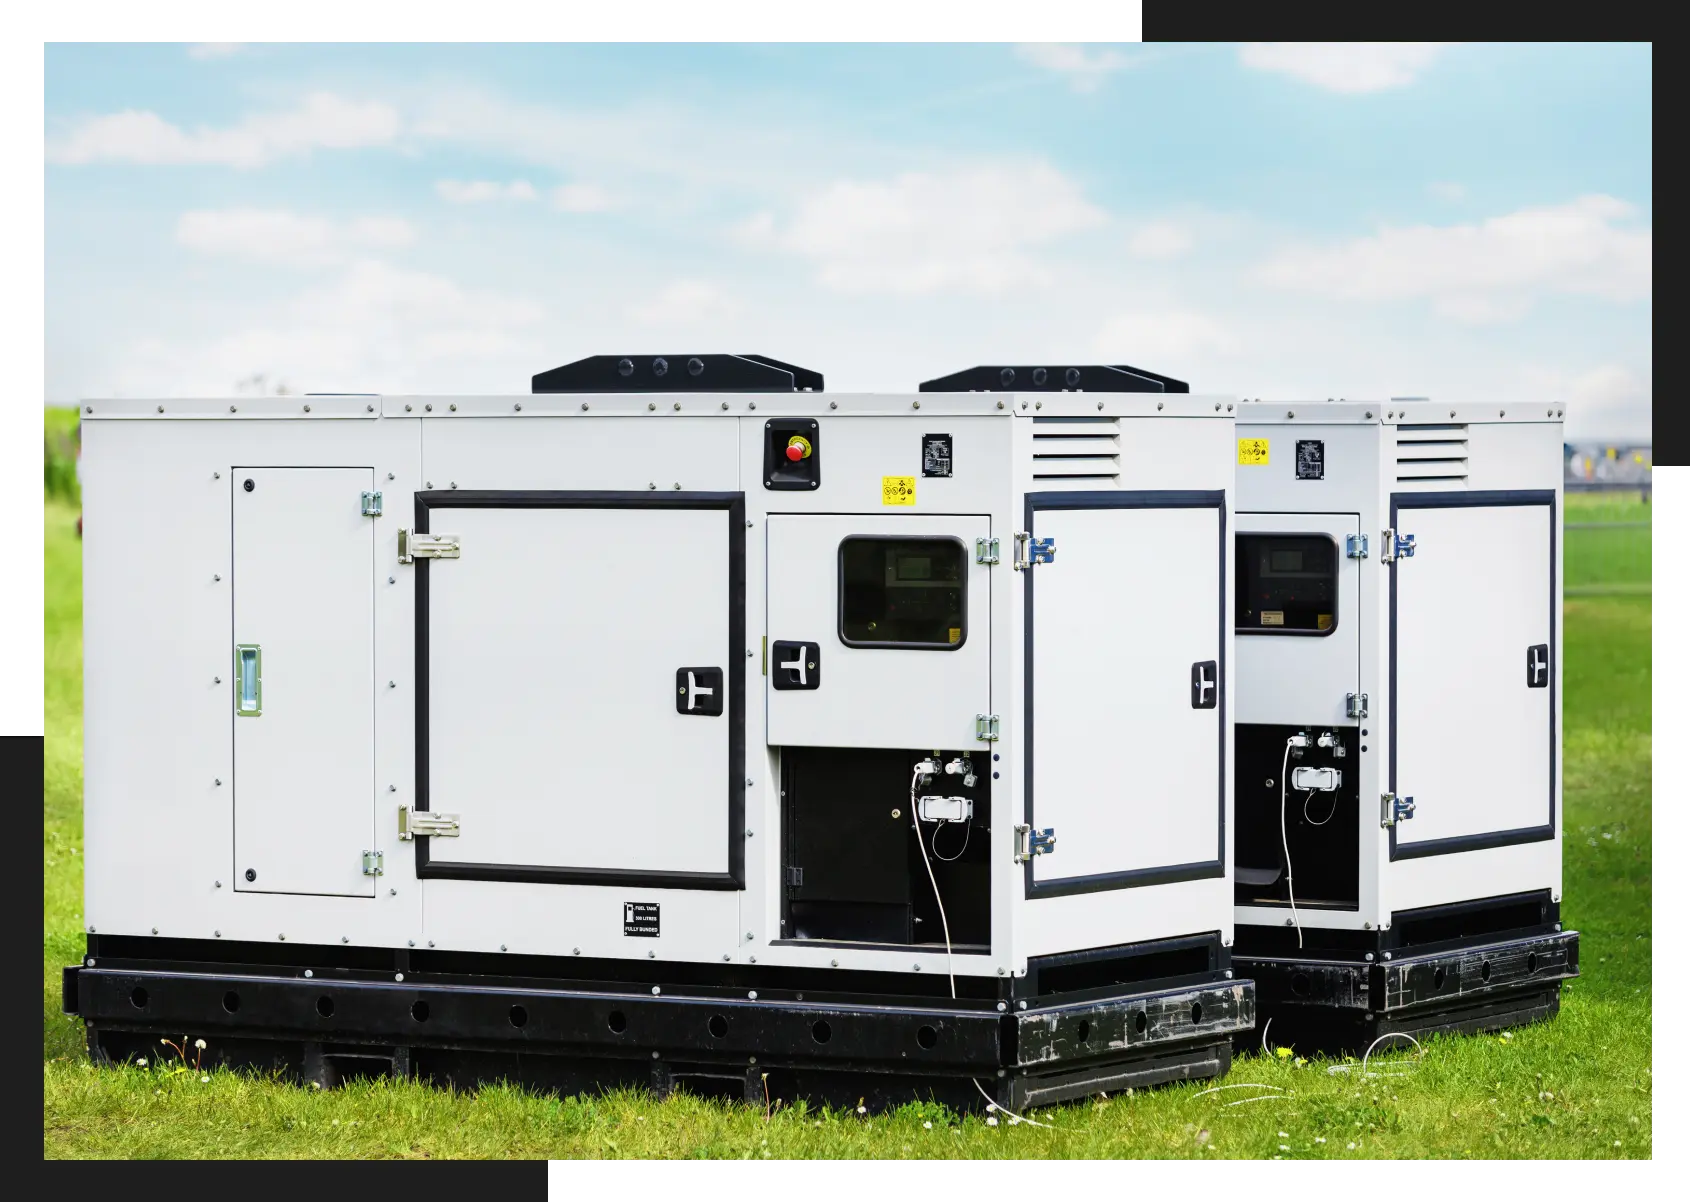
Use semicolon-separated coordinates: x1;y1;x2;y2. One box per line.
1228;400;1578;1052
68;357;1251;1110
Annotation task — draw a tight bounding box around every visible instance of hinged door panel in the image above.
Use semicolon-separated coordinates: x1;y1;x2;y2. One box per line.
234;467;376;897
1391;491;1555;858
418;492;745;888
765;514;991;752
1026;491;1226;896
1234;513;1361;726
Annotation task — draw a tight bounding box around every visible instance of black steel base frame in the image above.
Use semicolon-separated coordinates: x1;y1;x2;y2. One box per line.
65;933;1255;1112
1233;891;1578;1055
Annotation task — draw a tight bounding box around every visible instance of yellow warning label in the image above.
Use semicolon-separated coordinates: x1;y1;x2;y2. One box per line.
1238;438;1271;466
1317;613;1333;631
948;627;962;644
882;476;916;506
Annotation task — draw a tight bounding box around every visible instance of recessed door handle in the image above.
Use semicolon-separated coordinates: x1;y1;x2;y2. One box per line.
235;644;262;716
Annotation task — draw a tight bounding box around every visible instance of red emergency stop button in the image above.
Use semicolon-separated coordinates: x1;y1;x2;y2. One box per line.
786;435;813;462
786;443;804;461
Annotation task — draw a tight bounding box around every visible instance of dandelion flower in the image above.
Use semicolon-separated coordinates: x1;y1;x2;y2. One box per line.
195;1039;207;1050
857;1105;867;1115
1275;1047;1293;1058
986;1116;998;1127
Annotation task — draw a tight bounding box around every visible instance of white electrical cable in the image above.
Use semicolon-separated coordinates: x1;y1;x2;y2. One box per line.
911;763;1055;1130
1280;739;1303;949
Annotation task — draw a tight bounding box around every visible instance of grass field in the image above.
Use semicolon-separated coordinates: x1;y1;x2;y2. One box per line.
42;494;1651;1158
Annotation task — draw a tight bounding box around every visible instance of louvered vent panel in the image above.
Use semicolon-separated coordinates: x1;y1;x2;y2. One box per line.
1032;416;1120;486
1395;423;1469;484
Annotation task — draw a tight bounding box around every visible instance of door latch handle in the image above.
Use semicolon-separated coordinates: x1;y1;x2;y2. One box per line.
1526;643;1550;688
234;644;262;716
1190;660;1218;710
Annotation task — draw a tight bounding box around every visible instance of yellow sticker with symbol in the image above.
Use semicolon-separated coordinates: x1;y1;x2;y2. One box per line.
882;476;916;506
1238;438;1270;466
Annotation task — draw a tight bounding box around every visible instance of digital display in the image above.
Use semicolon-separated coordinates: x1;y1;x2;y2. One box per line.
895;556;933;581
1269;550;1304;573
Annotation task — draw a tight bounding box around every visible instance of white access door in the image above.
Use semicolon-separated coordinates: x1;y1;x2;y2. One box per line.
765;514;991;751
420;495;743;887
1392;494;1555;856
233;467;376;897
1233;513;1361;726
1027;493;1226;895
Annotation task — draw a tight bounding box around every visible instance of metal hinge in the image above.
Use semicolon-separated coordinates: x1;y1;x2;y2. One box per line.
975;713;1000;742
1346;692;1369;719
1011;532;1055;571
1013;824;1056;863
398;806;460;840
975;537;1000;565
1345;533;1368;559
361;850;384;877
785;866;804;888
361;491;384;518
1380;793;1416;828
1379;528;1416;563
398;529;461;564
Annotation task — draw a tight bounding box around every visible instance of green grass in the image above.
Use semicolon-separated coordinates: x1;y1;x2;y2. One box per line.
1565;490;1651;593
42;496;1651;1158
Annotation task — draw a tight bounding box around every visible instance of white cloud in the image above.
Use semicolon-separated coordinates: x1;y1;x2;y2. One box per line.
1240;43;1451;94
117;260;545;395
176;209;415;267
742;163;1106;296
1257;195;1651;323
435;179;538;204
627;280;739;326
552;183;614;213
1428;181;1467;202
1127;221;1195;260
187;43;243;60
1095;310;1238;360
48;92;401;168
1015;44;1130;92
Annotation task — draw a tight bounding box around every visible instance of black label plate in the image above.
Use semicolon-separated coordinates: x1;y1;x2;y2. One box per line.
922;433;953;477
623;902;660;937
1296;439;1325;480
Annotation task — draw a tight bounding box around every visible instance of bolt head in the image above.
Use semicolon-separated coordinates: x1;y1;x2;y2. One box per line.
500;944;507;952
395;973;404;982
996;1002;1007;1012
652;985;661;995
1365;952;1375;961
304;969;313;978
748;990;758;1000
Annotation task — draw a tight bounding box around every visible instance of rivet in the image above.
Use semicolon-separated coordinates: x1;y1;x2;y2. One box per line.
425;404;433;412
997;400;1005;409
721;402;729;410
1226;403;1233;411
1383;952;1393;961
514;403;522;412
1156;401;1163;410
395;973;404;982
84;406;92;414
1035;400;1043;409
748;990;758;1000
388;576;395;584
674;402;682;412
648;950;656;959
913;963;921;971
428;940;435;948
451;482;457;489
723;954;731;961
1225;970;1234;979
389;888;397;896
279;933;286;941
1547;409;1554;417
214;880;221;888
648;482;656;490
831;959;839;967
387;472;395;480
1021;401;1028;410
673;483;681;490
157;405;165;413
748;402;756;410
748;956;757;963
1214;403;1221;411
746;931;754;940
342;937;349;944
1286;410;1294;419
1500;409;1506;417
303;404;311;413
912;400;920;409
573;947;581;955
88;926;95;933
405;404;413;412
1365;411;1373;419
151;927;158;934
229;405;237;413
408;940;415;947
1096;401;1104;411
213;931;219;938
1018;1001;1026;1010
213;676;221;685
652;985;661;995
581;402;590;411
648;402;657;411
746;829;754;838
746;649;754;657
1365;952;1375;961
997;967;1005;975
997;1002;1007;1012
500;944;507;952
213;471;221;479
389;680;396;689
213;573;221;582
214;778;222;786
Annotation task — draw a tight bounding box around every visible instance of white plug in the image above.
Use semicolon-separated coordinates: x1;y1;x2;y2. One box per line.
1287;732;1309;749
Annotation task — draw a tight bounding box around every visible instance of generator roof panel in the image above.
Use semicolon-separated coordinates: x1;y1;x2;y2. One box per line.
1235;400;1566;426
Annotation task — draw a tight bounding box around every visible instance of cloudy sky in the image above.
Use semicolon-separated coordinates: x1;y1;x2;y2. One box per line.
44;42;1652;438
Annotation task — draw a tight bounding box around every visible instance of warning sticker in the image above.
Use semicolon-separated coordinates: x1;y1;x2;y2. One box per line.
1261;611;1285;626
623;902;660;938
1237;438;1270;466
882;476;917;506
1296;439;1325;480
1317;614;1333;631
947;627;962;644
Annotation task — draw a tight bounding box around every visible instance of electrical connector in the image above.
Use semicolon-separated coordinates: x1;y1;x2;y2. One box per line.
1287;732;1309;749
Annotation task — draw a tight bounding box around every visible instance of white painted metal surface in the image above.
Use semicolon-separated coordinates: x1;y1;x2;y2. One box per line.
425;504;732;875
1394;500;1554;846
1233;512;1361;727
765;514;991;752
233;468;377;897
1030;503;1222;882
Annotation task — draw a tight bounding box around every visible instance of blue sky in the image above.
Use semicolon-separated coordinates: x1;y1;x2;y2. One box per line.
44;42;1652;438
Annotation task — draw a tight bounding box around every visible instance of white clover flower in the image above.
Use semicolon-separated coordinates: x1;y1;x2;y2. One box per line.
923;1121;932;1129
986;1116;998;1127
201;1076;210;1083
137;1058;147;1067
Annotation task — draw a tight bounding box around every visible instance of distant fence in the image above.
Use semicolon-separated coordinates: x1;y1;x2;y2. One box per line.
1564;481;1650;596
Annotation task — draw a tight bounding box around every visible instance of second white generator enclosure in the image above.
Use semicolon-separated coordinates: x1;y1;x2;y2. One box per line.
1228;400;1578;1053
66;355;1254;1111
